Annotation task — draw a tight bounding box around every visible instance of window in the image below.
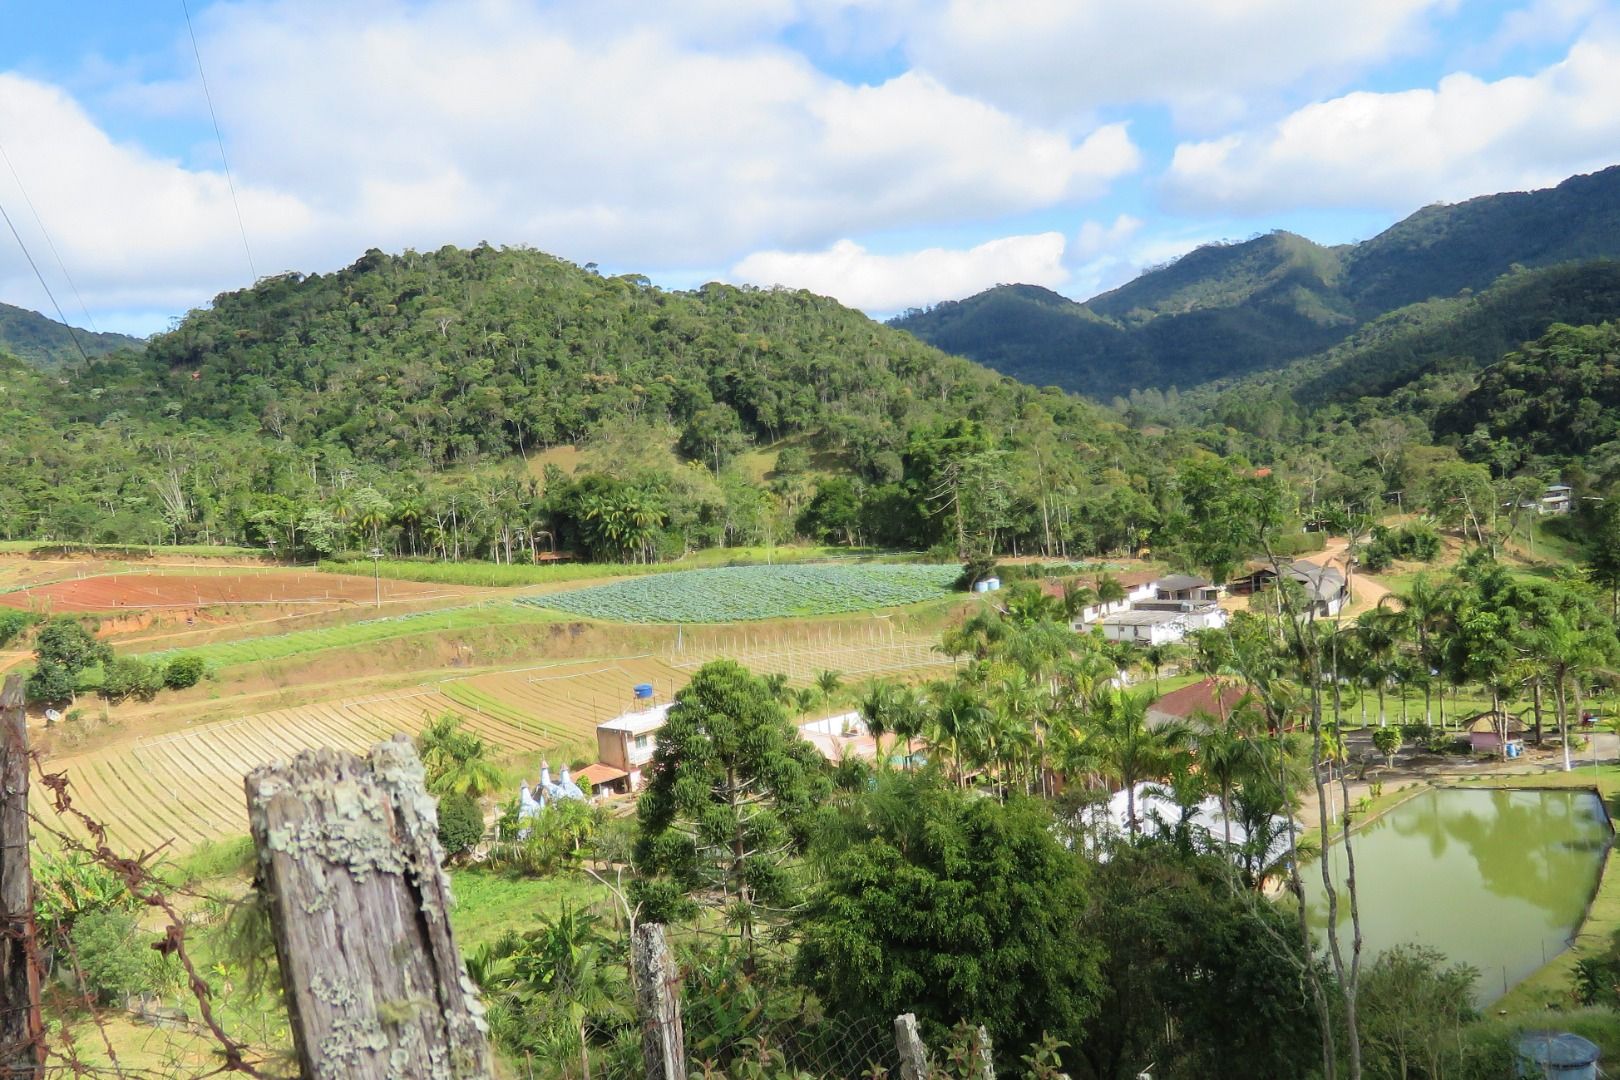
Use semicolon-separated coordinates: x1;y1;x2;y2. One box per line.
634;734;649;750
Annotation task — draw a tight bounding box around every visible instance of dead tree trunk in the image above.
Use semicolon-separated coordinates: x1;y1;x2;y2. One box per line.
244;736;492;1080
0;675;44;1079
633;923;684;1080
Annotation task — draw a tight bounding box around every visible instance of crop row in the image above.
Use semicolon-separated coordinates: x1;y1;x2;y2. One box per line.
520;563;960;623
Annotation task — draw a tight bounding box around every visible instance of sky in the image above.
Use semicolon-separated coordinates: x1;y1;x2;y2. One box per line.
2;0;1619;336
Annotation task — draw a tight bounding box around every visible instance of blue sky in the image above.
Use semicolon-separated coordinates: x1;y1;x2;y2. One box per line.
2;0;1618;335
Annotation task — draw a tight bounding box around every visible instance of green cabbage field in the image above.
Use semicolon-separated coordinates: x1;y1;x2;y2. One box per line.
519;563;960;622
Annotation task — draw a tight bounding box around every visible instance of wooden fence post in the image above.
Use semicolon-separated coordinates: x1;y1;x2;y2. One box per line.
0;675;44;1079
973;1025;996;1080
894;1013;931;1080
244;735;493;1080
633;922;685;1080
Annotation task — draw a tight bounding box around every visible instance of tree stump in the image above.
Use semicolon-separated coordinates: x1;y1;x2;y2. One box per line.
245;735;492;1079
0;676;43;1079
894;1013;931;1080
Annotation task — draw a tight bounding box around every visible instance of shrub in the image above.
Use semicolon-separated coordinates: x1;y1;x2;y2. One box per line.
163;654;207;690
436;793;485;859
1363;522;1442;571
25;660;77;705
0;610;39;649
69;911;151;1004
100;656;165;703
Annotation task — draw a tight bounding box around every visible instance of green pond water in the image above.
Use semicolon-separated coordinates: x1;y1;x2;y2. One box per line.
1307;787;1611;1003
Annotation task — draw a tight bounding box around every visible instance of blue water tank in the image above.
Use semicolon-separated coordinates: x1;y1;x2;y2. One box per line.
1517;1031;1599;1078
633;683;654;700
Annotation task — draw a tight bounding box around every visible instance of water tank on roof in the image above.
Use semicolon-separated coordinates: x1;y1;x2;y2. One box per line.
634;683;654;700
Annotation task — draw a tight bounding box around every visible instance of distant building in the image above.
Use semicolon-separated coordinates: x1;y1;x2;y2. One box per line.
1100;608;1188;646
798;711;881;763
1147;677;1258;729
595;701;672;792
1540;485;1573;515
1151;573;1223;604
1131;599;1228;631
1234;559;1348;617
1042;570;1158;627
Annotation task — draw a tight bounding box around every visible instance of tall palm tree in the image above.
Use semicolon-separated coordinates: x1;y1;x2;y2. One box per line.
814;669;843;701
1065;688;1192;835
928;680;994;787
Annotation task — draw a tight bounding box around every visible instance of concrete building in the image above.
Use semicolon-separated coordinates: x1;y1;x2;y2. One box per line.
594;701;672;791
1151;573;1223;604
1099;608;1189;646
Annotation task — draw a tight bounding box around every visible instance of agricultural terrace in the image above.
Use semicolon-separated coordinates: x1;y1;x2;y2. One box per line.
522;563;961;622
0;569;464;612
37;656;686;852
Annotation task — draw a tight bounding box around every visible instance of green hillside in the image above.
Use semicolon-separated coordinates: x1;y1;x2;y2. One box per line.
0;301;142;368
2;244;1178;562
893;165;1620;400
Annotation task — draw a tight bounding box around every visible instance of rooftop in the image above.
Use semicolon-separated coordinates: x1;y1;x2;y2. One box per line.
1101;609;1187;626
597;701;673;735
1153;573;1213;591
1148;677;1256;721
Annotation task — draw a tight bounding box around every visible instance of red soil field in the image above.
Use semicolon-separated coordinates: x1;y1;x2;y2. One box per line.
0;571;459;613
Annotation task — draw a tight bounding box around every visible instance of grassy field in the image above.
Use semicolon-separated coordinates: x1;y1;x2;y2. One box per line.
130;600;562;668
0;540;268;558
321;545;912;588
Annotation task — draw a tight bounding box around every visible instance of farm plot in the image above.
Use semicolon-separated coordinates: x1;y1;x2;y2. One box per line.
0;569;464;613
520;563;960;623
32;685;560;853
442;657;691;751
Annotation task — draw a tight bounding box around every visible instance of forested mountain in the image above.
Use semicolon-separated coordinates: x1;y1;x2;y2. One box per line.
892;165;1620;399
2;244;1185;561
0;301;142;368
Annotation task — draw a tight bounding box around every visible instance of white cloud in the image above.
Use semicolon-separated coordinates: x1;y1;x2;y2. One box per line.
0;1;1141;327
1074;214;1142;260
0;73;314;326
731;232;1069;312
1163;34;1620;213
907;0;1455;128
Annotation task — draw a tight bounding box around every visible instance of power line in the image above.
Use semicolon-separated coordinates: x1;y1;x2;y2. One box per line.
0;135;99;332
0;193;93;369
181;0;257;283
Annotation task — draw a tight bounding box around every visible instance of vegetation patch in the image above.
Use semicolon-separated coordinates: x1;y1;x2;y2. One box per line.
520;563;960;622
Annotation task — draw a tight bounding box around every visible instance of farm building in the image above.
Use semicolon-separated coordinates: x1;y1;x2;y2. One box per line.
1152;573;1223;604
1044;570;1158;626
594;699;673;791
1100;609;1188;646
1147;678;1258;728
1131;599;1228;631
1467;712;1526;755
1233;559;1348;617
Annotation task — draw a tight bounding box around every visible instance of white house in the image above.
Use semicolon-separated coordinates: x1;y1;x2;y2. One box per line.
1151;573;1223;604
1067;571;1159;627
1541;485;1574;515
1100;609;1188;646
1131;599;1228;632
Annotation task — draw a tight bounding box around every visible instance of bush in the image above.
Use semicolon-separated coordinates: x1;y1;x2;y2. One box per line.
69;911;151;1004
25;660;77;705
0;610;39;649
436;793;485;859
163;654;207;690
100;656;165;703
955;554;1000;590
1363;522;1443;571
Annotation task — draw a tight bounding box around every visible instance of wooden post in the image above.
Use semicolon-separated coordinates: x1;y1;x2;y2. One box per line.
632;923;684;1080
0;675;44;1079
244;735;493;1080
894;1013;931;1080
973;1025;996;1080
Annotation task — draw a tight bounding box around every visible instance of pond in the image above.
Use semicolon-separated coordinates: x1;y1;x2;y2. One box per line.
1307;787;1612;1003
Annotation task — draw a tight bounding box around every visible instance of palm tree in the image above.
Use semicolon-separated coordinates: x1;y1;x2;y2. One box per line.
1058;580;1097;622
815;669;843;701
1094;574;1127;608
1065;688;1192;835
417;712;503;798
762;671;793;705
1141;643;1179;694
928;680;994;787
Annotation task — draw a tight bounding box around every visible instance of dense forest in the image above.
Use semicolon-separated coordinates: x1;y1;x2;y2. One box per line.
892;165;1620;399
2;245;1186;562
0;300;141;369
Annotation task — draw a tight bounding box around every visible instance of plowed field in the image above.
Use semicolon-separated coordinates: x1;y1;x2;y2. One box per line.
0;570;460;613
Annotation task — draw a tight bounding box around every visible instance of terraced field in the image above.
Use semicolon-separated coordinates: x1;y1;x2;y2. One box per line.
33;657;689;852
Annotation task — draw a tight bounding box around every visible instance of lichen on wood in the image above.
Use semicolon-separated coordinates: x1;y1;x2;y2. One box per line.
245;735;492;1079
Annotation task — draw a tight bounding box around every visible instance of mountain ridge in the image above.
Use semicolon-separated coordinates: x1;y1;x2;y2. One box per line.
892;164;1620;400
0;301;143;368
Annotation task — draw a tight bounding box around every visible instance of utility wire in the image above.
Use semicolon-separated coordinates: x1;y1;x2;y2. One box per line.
181;0;257;283
0;135;99;332
0;193;93;369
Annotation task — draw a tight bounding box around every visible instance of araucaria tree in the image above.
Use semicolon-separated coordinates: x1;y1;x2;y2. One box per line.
631;660;830;965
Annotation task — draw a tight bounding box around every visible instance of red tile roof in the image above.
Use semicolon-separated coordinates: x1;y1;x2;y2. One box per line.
1148;678;1256;721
